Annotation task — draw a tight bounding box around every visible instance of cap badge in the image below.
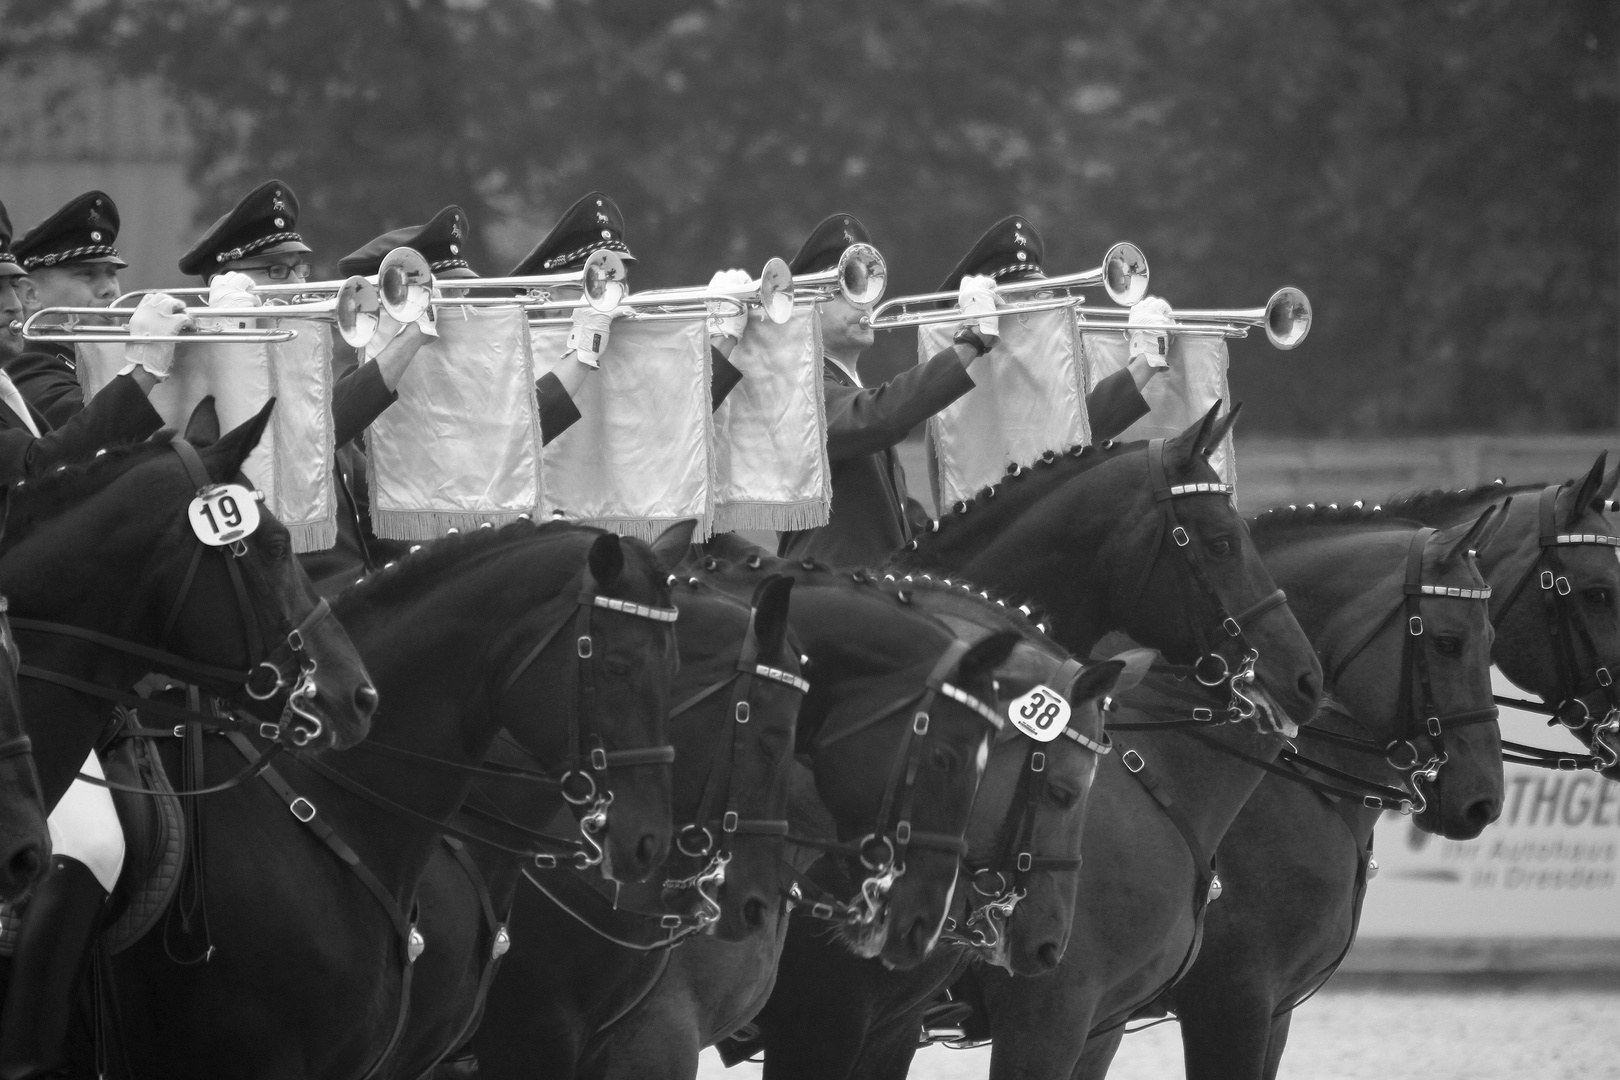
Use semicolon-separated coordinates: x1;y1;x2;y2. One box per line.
601;229;612;239
90;231;102;242
274;217;285;228
449;243;459;254
1016;251;1028;261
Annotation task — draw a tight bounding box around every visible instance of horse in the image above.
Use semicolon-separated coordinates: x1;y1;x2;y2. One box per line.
1168;458;1620;1080
0;581;48;902
470;555;1019;1079
971;506;1505;1080
690;558;1151;1080
93;515;687;1079
400;572;802;1078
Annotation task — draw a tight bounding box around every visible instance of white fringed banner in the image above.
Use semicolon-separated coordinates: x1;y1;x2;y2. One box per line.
1079;327;1235;486
365;304;543;541
531;317;714;542
920;306;1092;510
711;307;831;533
77;320;337;551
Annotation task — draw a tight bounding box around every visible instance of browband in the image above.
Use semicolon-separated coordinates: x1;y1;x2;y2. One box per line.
593;596;680;622
940;682;1003;730
1411;584;1492;600
753;664;810;694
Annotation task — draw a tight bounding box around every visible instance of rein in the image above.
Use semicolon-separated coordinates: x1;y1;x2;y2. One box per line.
1486;486;1620;771
784;638;1003;929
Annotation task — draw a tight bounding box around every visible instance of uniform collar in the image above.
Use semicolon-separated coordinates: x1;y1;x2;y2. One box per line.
824;354;863;389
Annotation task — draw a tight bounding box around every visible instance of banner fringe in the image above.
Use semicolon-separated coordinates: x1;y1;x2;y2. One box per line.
713;498;830;534
286;519;338;553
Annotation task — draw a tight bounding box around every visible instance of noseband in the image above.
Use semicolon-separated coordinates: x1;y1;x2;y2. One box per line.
1126;440;1290;722
1491;486;1620;771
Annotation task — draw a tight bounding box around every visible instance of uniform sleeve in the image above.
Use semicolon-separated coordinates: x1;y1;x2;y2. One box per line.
1085;366;1151;443
331;360;399;449
7;351;85;427
823;347;976;461
537;372;582;446
711;347;743;411
0;373;162;485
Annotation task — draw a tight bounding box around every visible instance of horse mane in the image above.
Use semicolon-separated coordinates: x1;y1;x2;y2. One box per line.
901;437;1141;570
876;568;1055;639
1246;479;1527;542
334;519;594;616
1376;478;1536;520
6;432;180;538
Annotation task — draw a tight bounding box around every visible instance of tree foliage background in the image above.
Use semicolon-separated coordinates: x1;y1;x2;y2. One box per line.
4;0;1615;434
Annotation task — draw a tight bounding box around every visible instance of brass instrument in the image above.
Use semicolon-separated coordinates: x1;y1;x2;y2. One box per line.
791;244;888;307
615;258;795;325
1072;287;1312;350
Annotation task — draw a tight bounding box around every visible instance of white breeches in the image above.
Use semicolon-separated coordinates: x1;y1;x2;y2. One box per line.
46;752;125;892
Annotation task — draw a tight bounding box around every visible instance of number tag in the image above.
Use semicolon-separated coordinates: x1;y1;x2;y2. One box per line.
1007;685;1071;743
188;483;261;546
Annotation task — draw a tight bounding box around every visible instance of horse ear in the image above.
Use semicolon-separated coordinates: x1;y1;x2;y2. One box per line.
749;574;795;663
1560;452;1611;527
1438;506;1501;569
183;396;221;447
588;533;625;588
1202;401;1242;459
0;484;10;548
648;519;698;573
201;398;275;482
1065;660;1124;705
955;630;1021;687
1166;400;1223;472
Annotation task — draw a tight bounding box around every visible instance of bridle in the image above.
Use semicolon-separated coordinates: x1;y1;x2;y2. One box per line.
950;656;1113;954
0;599;38;785
1123;439;1291;723
786;638;1003;928
1489;486;1620;772
10;439;336;769
1301;527;1499;814
657;597;808;934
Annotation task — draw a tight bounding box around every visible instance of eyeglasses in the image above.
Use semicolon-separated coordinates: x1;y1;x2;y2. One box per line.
261;262;312;281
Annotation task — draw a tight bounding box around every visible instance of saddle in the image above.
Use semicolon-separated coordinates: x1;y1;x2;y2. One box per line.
0;716;186;958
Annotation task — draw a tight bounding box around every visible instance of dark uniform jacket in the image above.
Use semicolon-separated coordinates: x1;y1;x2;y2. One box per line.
5;343;84;429
0;369;161;485
776;360;1150;570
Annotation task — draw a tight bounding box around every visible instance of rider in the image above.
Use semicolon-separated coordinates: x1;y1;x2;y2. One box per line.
0;199;192;1080
508;191;747;446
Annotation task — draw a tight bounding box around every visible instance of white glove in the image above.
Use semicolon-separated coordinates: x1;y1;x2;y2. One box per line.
706;268;752;340
567;305;617;369
121;293;194;380
957;274;1000;340
1128;296;1174;370
208;271;260;311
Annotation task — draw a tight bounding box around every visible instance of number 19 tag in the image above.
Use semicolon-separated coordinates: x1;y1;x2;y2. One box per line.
188;483;262;546
1007;685;1071;742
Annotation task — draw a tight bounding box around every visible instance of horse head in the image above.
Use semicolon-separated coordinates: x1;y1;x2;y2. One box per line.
0;493;48;898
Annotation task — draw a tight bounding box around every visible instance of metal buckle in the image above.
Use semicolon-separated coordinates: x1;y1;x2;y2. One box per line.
722;811;739;833
259;722;281;741
1427;717;1442;737
577;635;593;658
590;747;608;771
1222;616;1242;638
1542;570;1556;590
1557;576;1572;596
289;797;316;823
1122;749;1145;773
1600;667;1614;687
735;700;751;723
1409;615;1424;636
533;853;559;870
1030;751;1046;773
491;925;511;960
1192;707;1214;722
895;820;912;845
1016;852;1033;872
913;711;930;736
1172;526;1191;548
286;627;305;653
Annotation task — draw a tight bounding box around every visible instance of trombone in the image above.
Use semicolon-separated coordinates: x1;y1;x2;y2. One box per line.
612;258;795;325
1072;287;1313;350
791;244;888;307
862;242;1150;331
23;275;386;348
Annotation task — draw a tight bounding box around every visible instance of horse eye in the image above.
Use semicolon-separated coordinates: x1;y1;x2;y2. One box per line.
1585;587;1612;607
1047;784;1076;809
1434;637;1462;658
931;746;959;773
1207;537;1233;557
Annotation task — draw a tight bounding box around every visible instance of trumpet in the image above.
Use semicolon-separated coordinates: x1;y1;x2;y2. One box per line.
24;275;386;348
1072;287;1312;350
426;248;628;314
791;244;888;308
862;242;1150;331
613;258;795;325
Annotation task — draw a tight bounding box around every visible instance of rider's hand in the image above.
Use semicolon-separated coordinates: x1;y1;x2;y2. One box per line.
705;268;752;341
1128;296;1174;371
123;293;194;382
957;273;1001;343
567;305;617;369
208;271;260;311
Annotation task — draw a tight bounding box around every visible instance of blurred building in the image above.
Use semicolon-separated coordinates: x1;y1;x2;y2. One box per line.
0;55;197;291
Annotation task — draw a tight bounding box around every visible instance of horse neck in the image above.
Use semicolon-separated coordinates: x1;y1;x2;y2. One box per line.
904;454;1153;657
309;545;585;896
667;593;748;822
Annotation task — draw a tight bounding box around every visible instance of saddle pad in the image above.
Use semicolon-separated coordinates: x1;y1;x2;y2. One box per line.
0;735;184;958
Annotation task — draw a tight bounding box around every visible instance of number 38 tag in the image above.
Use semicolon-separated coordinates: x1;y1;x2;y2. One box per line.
188;483;262;546
1007;685;1071;742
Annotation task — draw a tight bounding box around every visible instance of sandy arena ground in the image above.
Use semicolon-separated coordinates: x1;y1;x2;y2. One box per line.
696;987;1620;1079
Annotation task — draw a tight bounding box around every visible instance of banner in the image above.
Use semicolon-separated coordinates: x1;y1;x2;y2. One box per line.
711;307;831;533
78;320;337;552
365;304;542;540
1357;667;1620;938
531;317;713;542
921;306;1091;510
1079;327;1235;487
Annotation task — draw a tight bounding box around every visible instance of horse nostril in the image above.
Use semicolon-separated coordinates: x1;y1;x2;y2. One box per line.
744;897;771;930
353;683;379;717
1298;670;1321;703
637;834;664;869
1465;798;1499;827
8;844;42;885
1036;942;1061;970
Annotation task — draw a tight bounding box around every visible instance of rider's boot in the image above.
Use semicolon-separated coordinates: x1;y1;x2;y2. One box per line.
0;855;109;1080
